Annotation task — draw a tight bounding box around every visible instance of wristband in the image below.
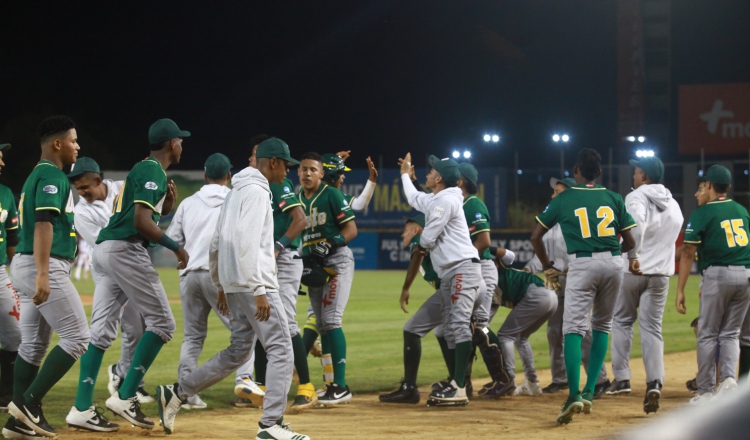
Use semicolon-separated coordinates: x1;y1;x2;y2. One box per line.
330;234;347;247
275;235;293;251
159;234;180;252
489;246;498;257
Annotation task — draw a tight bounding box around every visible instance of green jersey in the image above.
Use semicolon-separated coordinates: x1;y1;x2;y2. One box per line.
536;183;635;255
497;260;544;308
299;183;355;256
463;195;492;260
0;184;19;265
684;197;750;273
16;160;77;260
270;178;302;247
97;157;167;245
409;234;440;289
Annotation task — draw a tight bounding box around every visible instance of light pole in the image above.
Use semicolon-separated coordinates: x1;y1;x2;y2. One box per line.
552;133;570;178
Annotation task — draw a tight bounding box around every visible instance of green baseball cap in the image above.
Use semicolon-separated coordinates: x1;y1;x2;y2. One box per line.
428;155;460;186
204;153;233;178
629;156;665;183
67;157;101;179
700;165;732;185
404;213;426;228
0;143;10;152
256;137;300;165
148;118;191;144
458;163;478;185
549;177;577;189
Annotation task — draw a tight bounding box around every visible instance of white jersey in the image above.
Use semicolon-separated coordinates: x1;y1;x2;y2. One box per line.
623;183;683;276
401;174;478;278
525;223;569;273
73;179;123;247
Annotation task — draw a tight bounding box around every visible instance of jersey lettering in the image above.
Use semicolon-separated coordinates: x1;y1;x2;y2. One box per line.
113;182;126;213
720;219;749;248
306;207;328;228
574;206;616;239
18;194;24;228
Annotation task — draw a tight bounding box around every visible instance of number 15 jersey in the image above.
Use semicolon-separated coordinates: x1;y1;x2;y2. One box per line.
684;197;750;273
536;183;635;255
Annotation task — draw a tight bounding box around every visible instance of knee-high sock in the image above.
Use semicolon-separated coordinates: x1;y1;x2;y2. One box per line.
291;334;311;385
254;339;268;385
739;346;750;380
24;346;77;404
403;331;422;387
13;357;39;402
119;331;165;399
74;344;105;411
328;328;347;388
583;331;609;395
453;341;473;388
436;336;455;380
564;333;584;398
0;349;17;397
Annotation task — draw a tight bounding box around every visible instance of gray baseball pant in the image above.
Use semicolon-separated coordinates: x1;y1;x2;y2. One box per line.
474;259;499;328
277;249;303;337
696;266;750;393
611;273;669;384
0;268;21;352
178;288;292;427
403;291;442;337
498;284;557;383
439;260;484;349
177;270;254;387
562;253;623;336
9;255;90;364
308;247;354;333
90;240;175;348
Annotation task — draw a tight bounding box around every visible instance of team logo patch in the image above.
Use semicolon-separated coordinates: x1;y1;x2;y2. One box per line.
433;206;445;218
0;210;7;223
469;225;476;232
343;199;349;206
283;186;290;193
475;212;482;219
279;200;287;208
686;222;691;229
42;185;58;194
336;212;346;220
144;182;158;190
11;215;18;225
543;204;549;212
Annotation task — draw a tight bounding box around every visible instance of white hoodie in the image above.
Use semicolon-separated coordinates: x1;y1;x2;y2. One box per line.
74;179;123;247
166;184;230;275
401;174;479;278
210;167;278;296
624;183;684;276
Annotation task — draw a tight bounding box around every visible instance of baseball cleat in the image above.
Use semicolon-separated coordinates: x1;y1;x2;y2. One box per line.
289;383;317;413
379;382;420;404
230;398;259;408
2;417;45;439
310;339;323;358
594;379;611;399
105;393;154;429
581;390;594;414
137;386;155;404
711;377;738;402
686;377;699;393
107;364;123;397
8;400;56;437
605;379;631;395
256;417;310;440
317;383;352;406
556;396;583;425
643;381;662;414
66;405;119;432
513;380;542;397
235;378;265;408
542;382;568;394
478;380;515;399
689;392;713;406
431;379;451;393
315;384;329;397
0;394;12;412
426;398;469;407
156;384;183;434
182;394;207;410
427;380;468;406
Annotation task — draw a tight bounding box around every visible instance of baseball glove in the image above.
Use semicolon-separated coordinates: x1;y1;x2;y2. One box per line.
300;256;338;288
544;266;564;291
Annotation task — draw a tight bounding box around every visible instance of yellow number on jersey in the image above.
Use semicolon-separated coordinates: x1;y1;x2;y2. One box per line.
113;182;126;214
575;206;616;239
18;193;24;228
720;219;749;247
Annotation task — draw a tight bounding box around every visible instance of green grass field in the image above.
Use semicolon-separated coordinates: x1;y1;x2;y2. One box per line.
31;270;701;427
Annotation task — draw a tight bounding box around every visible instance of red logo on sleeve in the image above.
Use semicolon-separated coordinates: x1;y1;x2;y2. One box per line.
337;212;346;220
279;200;287;208
468;226;476;232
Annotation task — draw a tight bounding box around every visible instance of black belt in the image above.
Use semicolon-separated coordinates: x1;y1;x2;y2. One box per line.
471;258;480;263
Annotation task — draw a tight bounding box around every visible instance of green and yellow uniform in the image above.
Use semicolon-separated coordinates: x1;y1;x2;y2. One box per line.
0;184;19;266
97;157;167;244
271;178;302;247
17;160;77;259
299;183;355;255
496;260;544;308
409;234;440;289
684;197;750;273
463;195;492;260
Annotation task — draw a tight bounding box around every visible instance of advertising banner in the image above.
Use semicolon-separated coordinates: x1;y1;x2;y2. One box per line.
679;83;750;155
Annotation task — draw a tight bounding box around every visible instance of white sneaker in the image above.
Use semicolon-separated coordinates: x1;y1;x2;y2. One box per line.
711;377;738;402
66;406;119;432
235;377;265;408
156;384;183;434
689;392;713;406
316;384;329;397
137;386;156;404
107;364;123;396
513;380;542;397
105;394;154;429
182;394;207;410
256;419;310;440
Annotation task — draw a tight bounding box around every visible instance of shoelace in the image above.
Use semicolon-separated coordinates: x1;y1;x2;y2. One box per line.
127;397;142;415
93;407;111;423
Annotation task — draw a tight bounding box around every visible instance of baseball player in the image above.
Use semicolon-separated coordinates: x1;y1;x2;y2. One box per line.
297;152;358;405
72;238;91;280
525;177;610;396
609;156;682;413
165;153;257;410
531;148;636;424
0;143;20;413
7;116;91;438
399;153;484;406
72;118;189;431
155;138;309;440
676;165;750;404
249;139;317;412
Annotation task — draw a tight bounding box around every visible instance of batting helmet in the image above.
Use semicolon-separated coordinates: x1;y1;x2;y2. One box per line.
321;153;351;184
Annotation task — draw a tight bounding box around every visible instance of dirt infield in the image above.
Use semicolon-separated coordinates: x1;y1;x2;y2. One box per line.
59;350;697;440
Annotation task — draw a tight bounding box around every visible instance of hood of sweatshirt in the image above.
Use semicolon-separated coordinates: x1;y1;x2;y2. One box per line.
195;184;230;208
231;166;270;193
635;183;672;211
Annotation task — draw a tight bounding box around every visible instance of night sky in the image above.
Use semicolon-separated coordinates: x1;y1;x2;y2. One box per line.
2;0;749;192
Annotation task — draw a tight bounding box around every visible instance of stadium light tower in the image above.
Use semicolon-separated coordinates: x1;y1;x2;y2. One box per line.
452;150;460;159
463;150;471;159
552;133;570;179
